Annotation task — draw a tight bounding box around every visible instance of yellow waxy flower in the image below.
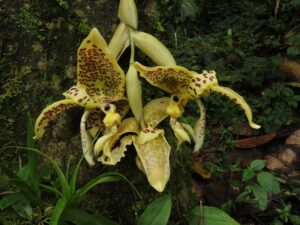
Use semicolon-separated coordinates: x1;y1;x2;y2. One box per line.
34;28;127;141
133;62;261;130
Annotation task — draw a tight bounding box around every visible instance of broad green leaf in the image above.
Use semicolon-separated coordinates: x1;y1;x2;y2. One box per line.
242;168;255;181
257;172;280;194
0;194;23;210
62;208;118;225
249;184;268;210
290;215;300;225
50;198;67;225
137;194;172;225
188;206;240;225
12;199;33;219
17;165;29;180
287;46;300;57
249;160;266;171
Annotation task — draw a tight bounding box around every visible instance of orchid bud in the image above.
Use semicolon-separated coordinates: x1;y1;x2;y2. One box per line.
108;22;130;60
132;31;176;66
118;0;138;29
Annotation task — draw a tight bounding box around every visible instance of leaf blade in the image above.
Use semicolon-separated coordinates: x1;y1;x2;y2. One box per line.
137;194;172;225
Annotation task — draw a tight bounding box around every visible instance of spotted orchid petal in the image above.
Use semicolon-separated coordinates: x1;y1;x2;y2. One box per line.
137;127;165;145
97;118;139;165
133;62;218;99
80;110;95;166
210;86;261;129
64;28;126;108
193;99;206;152
34;99;77;140
133;134;171;192
85;109;105;138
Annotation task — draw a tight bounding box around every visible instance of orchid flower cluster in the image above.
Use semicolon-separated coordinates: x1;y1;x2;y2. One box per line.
34;0;260;192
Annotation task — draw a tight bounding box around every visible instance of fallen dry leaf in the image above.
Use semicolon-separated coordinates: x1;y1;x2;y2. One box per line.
266;148;297;171
265;129;300;172
279;57;300;81
192;156;211;179
286;129;300;145
234;132;277;149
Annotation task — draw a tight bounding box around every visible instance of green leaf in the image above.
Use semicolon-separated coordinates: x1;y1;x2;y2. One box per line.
12;199;33;219
39;183;63;197
250;184;268;210
17;165;29;180
50;198;67;225
257;172;280;194
69;156;84;197
290;215;300;225
62;208;118;225
0;164;40;205
27;114;41;197
137;194;172;225
76;173;125;203
287;46;300;58
0;194;24;210
188;206;240;225
242;169;255;181
2;147;70;199
250;160;266;171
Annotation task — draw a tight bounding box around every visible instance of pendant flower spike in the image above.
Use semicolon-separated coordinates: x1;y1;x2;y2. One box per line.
34;28;127;162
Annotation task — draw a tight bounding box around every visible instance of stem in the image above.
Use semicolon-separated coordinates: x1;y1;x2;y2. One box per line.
129;29;135;63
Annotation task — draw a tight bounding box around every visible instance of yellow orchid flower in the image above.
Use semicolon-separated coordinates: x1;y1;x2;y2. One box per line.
133;62;261;152
34;28;128;166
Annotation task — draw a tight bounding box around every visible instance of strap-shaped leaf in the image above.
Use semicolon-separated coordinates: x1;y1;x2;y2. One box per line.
210;86;260;129
73;28;126;106
34;99;76;139
133;62;218;99
134;135;171;192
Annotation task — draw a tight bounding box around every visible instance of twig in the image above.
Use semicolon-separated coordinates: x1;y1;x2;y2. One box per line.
0;191;14;196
